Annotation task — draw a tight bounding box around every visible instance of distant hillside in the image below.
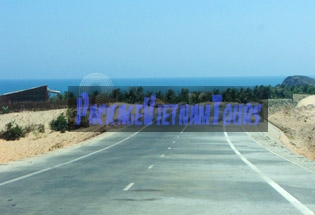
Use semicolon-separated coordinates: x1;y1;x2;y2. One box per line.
282;75;315;87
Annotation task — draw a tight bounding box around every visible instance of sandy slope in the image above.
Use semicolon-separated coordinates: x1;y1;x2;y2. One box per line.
268;96;315;160
0;109;99;164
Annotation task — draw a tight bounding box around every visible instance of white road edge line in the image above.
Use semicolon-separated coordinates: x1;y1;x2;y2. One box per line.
0;126;148;187
148;165;154;169
123;183;135;191
245;132;314;173
224;132;314;215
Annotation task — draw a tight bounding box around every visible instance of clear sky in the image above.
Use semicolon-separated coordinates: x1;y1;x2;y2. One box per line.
0;0;314;79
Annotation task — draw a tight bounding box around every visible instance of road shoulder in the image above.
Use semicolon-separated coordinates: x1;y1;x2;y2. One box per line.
247;122;315;173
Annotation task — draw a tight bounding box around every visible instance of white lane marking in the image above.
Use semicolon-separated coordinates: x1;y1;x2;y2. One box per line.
180;123;189;133
0;127;148;187
246;132;314;173
160;154;165;158
224;132;314;215
168;147;171;150
148;165;154;169
123;183;135;191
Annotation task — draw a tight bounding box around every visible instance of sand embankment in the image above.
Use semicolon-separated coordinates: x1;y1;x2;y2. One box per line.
268;95;315;160
0;109;99;164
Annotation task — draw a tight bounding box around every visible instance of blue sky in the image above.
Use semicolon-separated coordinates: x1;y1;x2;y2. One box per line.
0;0;314;79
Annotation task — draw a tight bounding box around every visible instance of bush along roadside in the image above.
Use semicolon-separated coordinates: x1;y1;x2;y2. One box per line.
66;108;89;130
50;109;90;132
50;112;68;133
0;122;46;141
0;122;26;140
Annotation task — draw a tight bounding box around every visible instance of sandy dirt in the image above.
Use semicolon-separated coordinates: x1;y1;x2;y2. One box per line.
268;96;315;160
0;109;100;164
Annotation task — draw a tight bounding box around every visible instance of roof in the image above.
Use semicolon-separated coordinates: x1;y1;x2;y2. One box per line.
47;88;60;94
0;85;63;96
1;85;48;96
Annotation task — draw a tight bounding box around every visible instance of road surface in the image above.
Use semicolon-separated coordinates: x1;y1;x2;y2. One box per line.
0;125;315;214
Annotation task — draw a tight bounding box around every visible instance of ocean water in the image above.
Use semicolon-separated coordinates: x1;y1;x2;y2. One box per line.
0;76;287;95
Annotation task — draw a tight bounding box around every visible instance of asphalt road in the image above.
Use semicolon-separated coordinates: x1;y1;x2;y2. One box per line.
0;125;315;215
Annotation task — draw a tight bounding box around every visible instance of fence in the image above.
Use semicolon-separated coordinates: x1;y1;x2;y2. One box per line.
0;100;68;113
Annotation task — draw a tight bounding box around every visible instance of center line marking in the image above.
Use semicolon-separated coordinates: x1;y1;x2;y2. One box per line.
123;183;135;191
180;122;189;133
160;154;165;158
148;165;154;169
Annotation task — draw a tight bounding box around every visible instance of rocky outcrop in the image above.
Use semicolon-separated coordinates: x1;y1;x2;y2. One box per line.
282;75;315;87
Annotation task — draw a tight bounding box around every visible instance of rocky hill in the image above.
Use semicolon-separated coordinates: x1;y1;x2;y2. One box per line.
282;75;315;87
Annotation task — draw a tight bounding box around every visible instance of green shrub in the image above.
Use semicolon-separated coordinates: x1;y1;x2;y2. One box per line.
38;124;45;133
2;106;9;114
50;113;68;133
66;108;89;130
24;125;34;134
0;122;25;140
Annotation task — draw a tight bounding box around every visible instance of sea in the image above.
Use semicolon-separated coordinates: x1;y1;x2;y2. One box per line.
0;76;289;96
